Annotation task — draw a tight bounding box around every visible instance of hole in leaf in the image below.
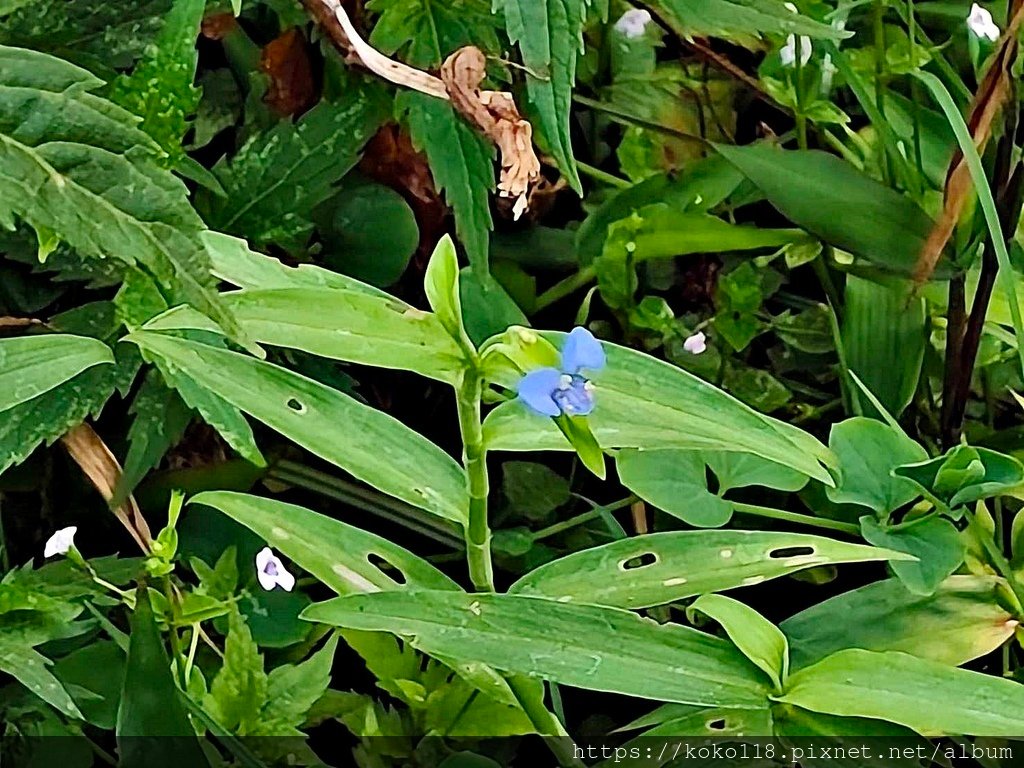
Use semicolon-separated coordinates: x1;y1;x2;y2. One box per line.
621;552;658;570
368;553;406;585
768;545;815;559
706;718;727;730
286;397;305;413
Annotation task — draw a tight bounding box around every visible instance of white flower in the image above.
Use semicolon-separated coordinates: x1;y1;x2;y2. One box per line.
780;34;813;67
255;547;295;592
614;8;652;39
683;331;707;355
967;3;1000;41
44;526;77;558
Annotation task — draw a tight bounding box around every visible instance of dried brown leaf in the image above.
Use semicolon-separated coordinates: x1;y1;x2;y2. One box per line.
261;28;316;117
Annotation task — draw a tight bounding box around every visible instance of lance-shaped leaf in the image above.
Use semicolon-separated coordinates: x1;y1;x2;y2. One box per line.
0;334;113;413
302;590;770;708
509;530;913;609
128;331;470;525
650;0;848;42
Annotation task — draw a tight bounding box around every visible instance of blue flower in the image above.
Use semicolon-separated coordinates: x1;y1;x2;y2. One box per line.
517;327;606;417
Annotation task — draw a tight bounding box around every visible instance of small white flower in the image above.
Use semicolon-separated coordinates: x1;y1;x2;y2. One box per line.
44;526;77;558
683;331;707;355
780;34;813;67
967;3;1000;41
614;8;652;39
255;546;295;592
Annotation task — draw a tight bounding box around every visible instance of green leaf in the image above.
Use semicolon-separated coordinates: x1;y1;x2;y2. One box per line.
483;330;836;484
424;233;472;348
779;648;1024;736
202;230;391;297
497;0;586;193
460;266;529;346
303;590;770;707
860;516;965;596
824;417;928;515
114;369;193;507
54;641;126;728
117;587;209;767
843;275;926;418
501;461;570;521
702;451;808;495
400;92;494;273
895;446;1024;509
145;286;466;385
0;348;136;473
206;609;267;733
316;177;418;287
259;635;339;732
781;575;1017;670
130;332;470;524
617;449;733;528
0;334;113;413
509;530;913;609
554;413;606;479
367;0;500;69
108;0;204;161
714;143;938;276
687;594;788;692
198;89;390;248
0;45;245;347
915;70;1024;380
651;0;848;42
189;491;460;594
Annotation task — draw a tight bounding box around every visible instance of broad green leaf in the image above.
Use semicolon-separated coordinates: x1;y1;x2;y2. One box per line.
115;369;192;506
205;609;267;733
198;88;390;248
0;334;113;413
617;449;733;528
203;230;392;297
259;635;338;733
367;0;500;69
779;648;1024;736
0;1;171;70
703;451;808;494
843;275;925;418
860;516;965;596
688;594;788;692
401;92;494;273
1;646;83;720
117;587;209;768
190;492;460;594
108;0;204;160
714;143;938;276
497;0;586;193
619;703;773;741
460;266;529;346
772;706;927;766
510;530;913;609
303;590;770;707
825;417;928;515
145;286;465;384
483;330;836;484
129;332;470;524
895;446;1024;510
781;575;1017;670
0;45;245;347
576;157;746;264
54;641;126;729
651;0;848;42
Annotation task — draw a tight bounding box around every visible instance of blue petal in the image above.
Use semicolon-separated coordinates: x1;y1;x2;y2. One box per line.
516;367;563;417
561;327;606;374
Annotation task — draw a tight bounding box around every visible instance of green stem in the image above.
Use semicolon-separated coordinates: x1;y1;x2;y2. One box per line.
163;578;187;688
968;510;1024;612
576;160;631;189
457;371;494;591
731;502;860;535
873;0;892;184
534;267;597;312
532;496;638;540
506;676;585;768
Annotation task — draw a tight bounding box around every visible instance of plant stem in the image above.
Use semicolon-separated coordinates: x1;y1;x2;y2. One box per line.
576;160;631;189
531;496;638;540
731;502;860;535
534;267;597;312
506;676;585;768
873;0;892;184
456;371;494;591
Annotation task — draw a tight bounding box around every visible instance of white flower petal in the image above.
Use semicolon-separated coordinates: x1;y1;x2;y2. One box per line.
255;546;295;591
276;569;296;592
255;546;274;572
967;3;1000;41
257;568;279;591
614;8;652;39
683;332;707;355
44;526;77;558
